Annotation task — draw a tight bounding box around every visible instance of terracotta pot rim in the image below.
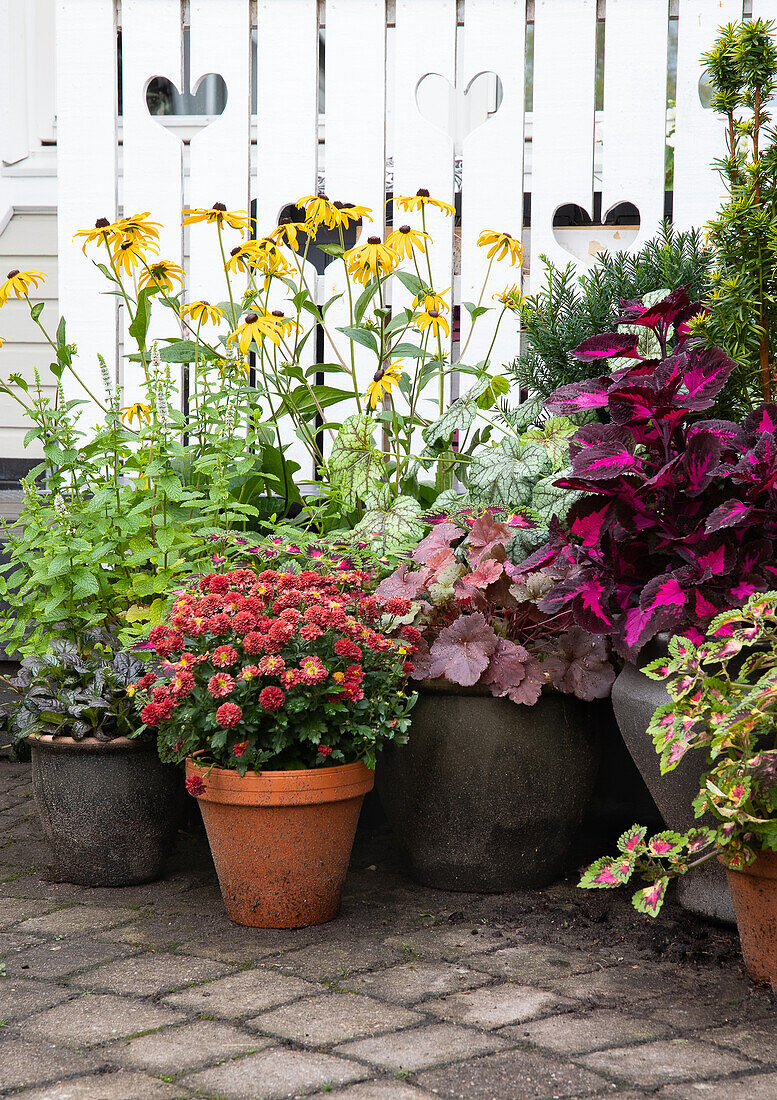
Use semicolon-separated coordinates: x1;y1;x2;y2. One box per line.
185;757;374;807
722;849;777;882
27;733;151;755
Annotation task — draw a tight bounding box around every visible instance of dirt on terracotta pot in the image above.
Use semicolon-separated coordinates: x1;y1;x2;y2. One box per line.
725;851;777;990
187;758;374;928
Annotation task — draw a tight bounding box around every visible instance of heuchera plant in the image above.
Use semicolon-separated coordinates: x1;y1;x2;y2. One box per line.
580;592;777;917
135;567;415;774
374;510;614;703
517;287;777;658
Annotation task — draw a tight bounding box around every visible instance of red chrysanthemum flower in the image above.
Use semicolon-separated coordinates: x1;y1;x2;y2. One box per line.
138;672;157;690
240;664;261;681
403;660;415;675
318;744;333;757
186;775;207;796
216;702;242;728
208;672;235;698
175;653;198;670
198;594;222;614
171;670;195;696
258;654;286;675
334;638;362;660
345;663;364;683
141;702;163;726
259;685;285;711
299;655;328;684
207;614;231;635
400;625;422;645
232;611;256;635
300;623;323;642
149;624;169;646
213;645;239;667
232;740;249;757
242;631;266;655
280;669;301;688
358;596;380;621
383;596;412;616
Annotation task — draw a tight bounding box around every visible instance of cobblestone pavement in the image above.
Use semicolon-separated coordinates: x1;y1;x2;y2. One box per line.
0;760;775;1100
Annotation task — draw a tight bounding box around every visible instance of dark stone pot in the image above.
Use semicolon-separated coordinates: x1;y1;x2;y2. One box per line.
612;640;736;925
376;682;601;892
29;735;185;887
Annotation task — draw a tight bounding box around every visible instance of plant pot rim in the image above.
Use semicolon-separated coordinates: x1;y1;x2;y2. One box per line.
186;757;374;807
27;733;151;755
416;678;560;699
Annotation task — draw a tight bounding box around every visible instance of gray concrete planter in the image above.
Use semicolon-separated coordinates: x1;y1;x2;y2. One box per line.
612;643;736;925
29;735;185;887
376;682;600;892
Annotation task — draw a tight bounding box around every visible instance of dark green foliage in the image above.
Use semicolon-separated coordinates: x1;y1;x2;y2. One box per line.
509;223;711;404
0;629;145;755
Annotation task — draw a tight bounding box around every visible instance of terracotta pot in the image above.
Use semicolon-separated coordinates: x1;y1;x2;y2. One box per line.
725;851;777;989
187;758;373;928
29;734;185;887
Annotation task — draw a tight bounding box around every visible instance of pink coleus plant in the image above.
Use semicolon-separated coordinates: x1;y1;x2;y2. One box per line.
375;510;615;704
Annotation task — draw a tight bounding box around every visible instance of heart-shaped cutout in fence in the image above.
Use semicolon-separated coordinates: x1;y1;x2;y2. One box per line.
146;72;228;133
551;202;641;264
415;71;503;144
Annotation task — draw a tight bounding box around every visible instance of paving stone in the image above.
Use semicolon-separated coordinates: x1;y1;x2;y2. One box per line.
265;939;404;981
13;1069;185;1099
346;962;492;1005
703;1021;777;1064
469;944;604;984
424;984;563;1029
70;951;233;995
309;1083;434;1099
107;1018;267;1074
334;1022;509;1072
511;1008;673;1054
164;966;318;1018
3;938;132;980
656;1072;777;1099
0;1037;103;1092
384;926;509;961
416;1048;612;1098
250;991;421;1046
0;898;57;927
579;1037;757;1088
15;904;139;937
642;998;766;1031
547;963;678;1005
0;977;72;1022
24;993;187;1047
0;930;45;953
183;1047;368;1098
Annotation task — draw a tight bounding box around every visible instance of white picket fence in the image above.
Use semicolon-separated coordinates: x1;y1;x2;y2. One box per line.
40;0;769;474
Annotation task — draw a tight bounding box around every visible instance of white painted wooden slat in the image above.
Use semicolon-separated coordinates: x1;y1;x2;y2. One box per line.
323;0;386;455
121;0;184;407
0;2;29;167
392;0;457;408
459;0;526;380
255;0;320;481
673;0;743;231
188;0;251;306
601;0;669;251
530;0;598;287
56;0;118;420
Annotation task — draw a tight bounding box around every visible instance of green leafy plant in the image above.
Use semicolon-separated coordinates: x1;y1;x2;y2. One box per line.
0;629;145;754
692;18;777;415
580;592;777;916
509;223;710;405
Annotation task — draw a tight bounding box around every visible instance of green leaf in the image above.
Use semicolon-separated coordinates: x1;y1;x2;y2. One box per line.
393;270;425;297
56;316;67;349
157;340;219;363
128;286;159;348
353;491;425;551
30;302;45;321
317;242;345;258
462;301;490;320
328;414;386;509
475;374;510;409
467;438;535;509
390;342;434;359
422;376;491;448
354;279;380;323
336;326;379;356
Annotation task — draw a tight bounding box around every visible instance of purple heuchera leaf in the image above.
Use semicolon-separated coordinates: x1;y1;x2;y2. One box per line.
454;559;504;602
482;637;544;705
541;628;616;701
573;332;641;361
375;564;428;601
412;522;463;564
467;512;512;565
428;612;498;686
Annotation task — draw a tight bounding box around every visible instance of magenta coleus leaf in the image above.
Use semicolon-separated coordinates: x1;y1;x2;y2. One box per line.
632;876;669;917
571;442;643;481
646;831;683;857
617;825;647;854
579;854;635;889
572;332;641;361
705;499;752;534
545;377;612;414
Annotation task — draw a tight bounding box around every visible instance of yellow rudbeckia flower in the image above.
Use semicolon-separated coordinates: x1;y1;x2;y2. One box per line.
271;218;311;251
230;310;284;354
180;301;223;326
112;240;147;276
268;310;297;340
344;237;399;285
330;201;373;229
494;284;524;308
415;309;450;339
413;286;450;314
182;203;250;235
0;269;47;306
120;402;152;426
365;360;405;408
0;335;5;348
74;213;161;254
386;224;431;260
296;194;338;229
139;260;185;293
477;230;523;265
395;189;455;217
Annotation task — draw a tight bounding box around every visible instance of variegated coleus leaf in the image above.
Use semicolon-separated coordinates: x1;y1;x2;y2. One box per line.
719;843;758;871
685;826;716;855
617;825;647;855
646;831;684;858
632;876;669;918
579;853;636;889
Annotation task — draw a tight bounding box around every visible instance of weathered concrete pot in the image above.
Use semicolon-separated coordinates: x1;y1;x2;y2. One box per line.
725;851;777;989
612;642;736;925
376;682;600;892
29;735;185;887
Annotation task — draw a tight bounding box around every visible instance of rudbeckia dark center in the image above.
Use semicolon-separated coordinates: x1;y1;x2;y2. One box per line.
373;368;385;382
272;310;284;318
399;225;411;233
428;309;440;318
367;236;381;244
245;312;259;324
278;216;291;225
7;270;19;278
95;218;110;228
416;188;430;197
212;202;227;211
230;246;242;256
